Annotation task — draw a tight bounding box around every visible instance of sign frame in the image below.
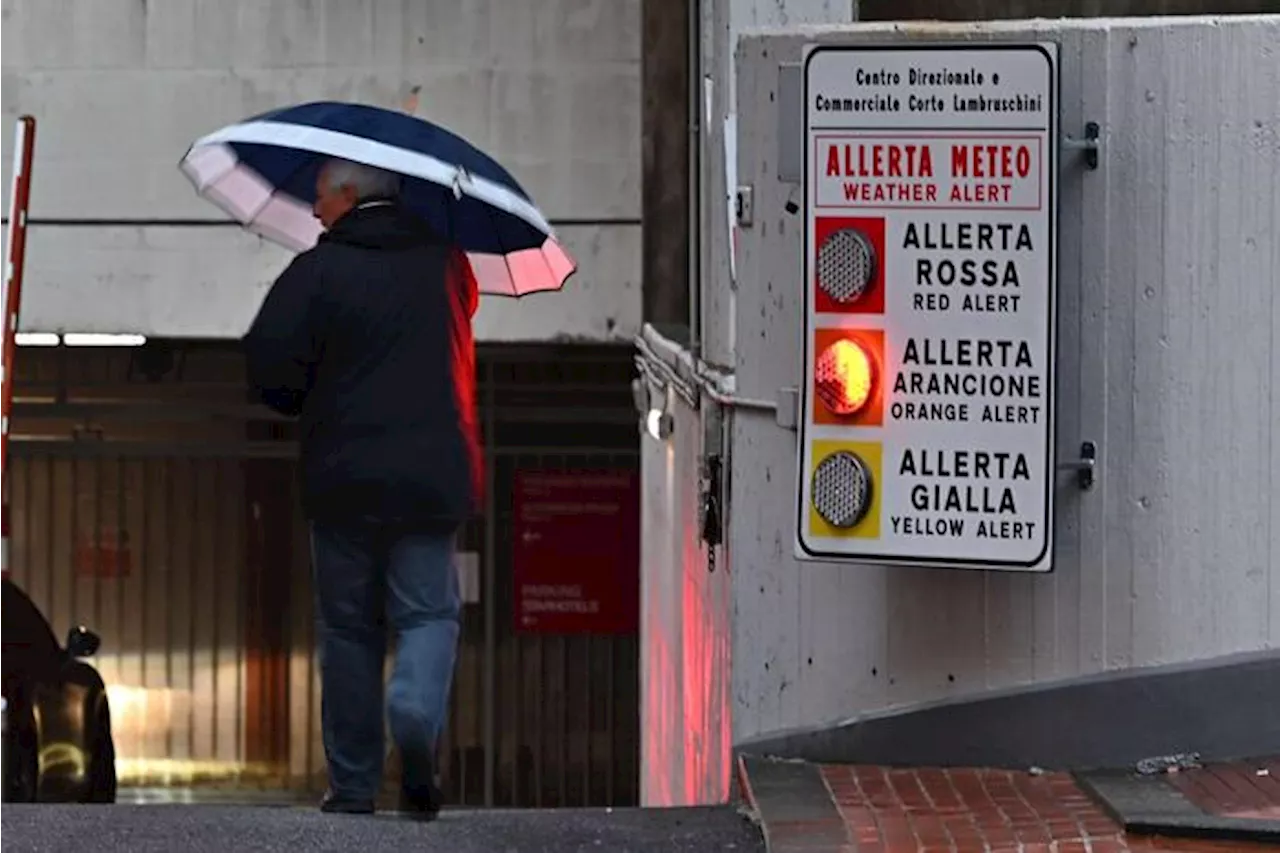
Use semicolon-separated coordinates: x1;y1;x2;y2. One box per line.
794;41;1061;572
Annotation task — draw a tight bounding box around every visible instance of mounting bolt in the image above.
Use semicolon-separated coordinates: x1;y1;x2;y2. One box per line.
1057;441;1097;491
1062;121;1100;170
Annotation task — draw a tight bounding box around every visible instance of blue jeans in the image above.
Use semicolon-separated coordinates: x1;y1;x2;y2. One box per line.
310;522;461;802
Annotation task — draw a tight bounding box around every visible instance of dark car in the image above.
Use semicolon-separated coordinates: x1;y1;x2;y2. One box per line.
2;578;116;803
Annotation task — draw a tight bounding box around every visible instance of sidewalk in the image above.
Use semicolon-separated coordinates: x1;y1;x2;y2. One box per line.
3;803;763;853
1077;755;1279;845
738;754;1280;852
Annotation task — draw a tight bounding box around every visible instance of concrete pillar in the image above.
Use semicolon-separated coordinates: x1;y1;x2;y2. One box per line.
641;0;693;330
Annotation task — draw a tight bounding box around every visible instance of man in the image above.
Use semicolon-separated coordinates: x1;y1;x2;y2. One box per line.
243;157;481;819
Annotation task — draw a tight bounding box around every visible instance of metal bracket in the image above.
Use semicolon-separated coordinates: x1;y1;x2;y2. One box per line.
1057;440;1097;490
735;185;754;227
775;386;799;431
1062;121;1100;170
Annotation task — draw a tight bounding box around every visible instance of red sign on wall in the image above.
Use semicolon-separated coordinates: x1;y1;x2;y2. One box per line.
75;529;132;579
512;469;640;635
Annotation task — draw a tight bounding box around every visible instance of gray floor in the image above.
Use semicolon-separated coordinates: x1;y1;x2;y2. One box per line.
2;803;765;853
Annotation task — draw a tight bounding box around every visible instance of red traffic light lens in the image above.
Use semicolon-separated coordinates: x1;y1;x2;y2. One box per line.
815;338;875;416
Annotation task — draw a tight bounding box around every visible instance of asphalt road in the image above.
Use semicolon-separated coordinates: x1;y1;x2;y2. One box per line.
2;803;765;853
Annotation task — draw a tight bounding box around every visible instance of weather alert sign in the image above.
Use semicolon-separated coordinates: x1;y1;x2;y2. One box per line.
795;43;1060;572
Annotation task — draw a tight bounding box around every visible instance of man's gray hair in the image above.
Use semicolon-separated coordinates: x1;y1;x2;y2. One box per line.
321;158;402;200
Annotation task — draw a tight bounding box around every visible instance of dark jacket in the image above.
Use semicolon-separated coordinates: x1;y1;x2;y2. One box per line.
244;201;481;530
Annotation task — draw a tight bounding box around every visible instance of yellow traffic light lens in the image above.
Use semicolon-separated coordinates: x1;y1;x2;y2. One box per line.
812;450;873;529
815;338;875;416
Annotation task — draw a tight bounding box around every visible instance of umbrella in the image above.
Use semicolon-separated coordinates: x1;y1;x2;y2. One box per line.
178;101;576;297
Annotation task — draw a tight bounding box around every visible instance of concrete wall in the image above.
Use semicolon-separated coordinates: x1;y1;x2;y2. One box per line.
638;374;734;807
858;0;1277;21
635;0;855;807
0;0;641;341
698;0;859;367
729;15;1280;745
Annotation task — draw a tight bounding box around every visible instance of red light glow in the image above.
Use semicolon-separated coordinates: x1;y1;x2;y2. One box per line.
815;338;875;415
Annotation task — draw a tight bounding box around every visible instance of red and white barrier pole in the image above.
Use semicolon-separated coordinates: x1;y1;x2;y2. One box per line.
2;116;36;580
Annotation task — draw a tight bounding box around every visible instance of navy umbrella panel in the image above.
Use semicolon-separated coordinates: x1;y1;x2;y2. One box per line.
178;101;576;297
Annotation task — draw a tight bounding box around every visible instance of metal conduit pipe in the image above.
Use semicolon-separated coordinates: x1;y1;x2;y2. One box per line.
634;329;776;413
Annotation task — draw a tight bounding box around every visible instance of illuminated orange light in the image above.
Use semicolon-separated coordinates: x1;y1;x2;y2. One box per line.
815;338;875;415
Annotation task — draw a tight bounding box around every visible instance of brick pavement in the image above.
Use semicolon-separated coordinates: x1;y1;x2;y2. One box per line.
739;755;1280;853
1167;757;1280;821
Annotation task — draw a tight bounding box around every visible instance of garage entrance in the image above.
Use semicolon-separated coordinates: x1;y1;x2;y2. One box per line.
6;341;640;807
